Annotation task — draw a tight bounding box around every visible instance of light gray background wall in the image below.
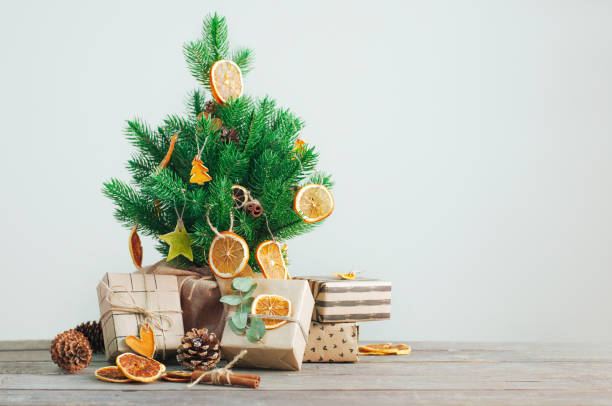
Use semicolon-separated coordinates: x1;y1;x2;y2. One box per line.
1;0;611;342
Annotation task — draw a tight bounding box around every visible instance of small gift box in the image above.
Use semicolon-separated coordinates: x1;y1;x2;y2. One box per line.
303;321;359;363
295;276;391;322
97;272;184;361
220;279;314;371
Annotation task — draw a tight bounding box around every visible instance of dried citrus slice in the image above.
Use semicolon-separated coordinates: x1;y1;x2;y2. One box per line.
210;60;243;105
95;366;131;383
165;371;193;379
129;224;143;269
251;294;292;329
125;323;155;359
116;353;165;383
231;185;250;209
161;374;190;382
294;184;334;224
209;231;249;279
256;240;289;280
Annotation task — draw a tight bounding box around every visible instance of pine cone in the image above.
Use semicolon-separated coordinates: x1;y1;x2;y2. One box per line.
219;127;240;144
176;328;221;370
50;329;92;373
74;320;104;353
204;100;216;115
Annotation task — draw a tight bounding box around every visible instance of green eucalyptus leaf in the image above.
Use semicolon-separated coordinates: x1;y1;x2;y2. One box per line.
220;294;242;305
237;296;254;314
232;311;248;329
231;276;253;292
245;326;260;343
228;319;245;336
250;316;267;338
243;283;257;298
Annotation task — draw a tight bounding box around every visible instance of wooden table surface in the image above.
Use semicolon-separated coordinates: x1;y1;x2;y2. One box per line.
1;340;611;405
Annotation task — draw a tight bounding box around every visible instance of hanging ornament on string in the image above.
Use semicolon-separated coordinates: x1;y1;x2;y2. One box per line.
158;133;178;171
158;197;193;262
245;199;263;218
231;185;250;209
255;215;290;280
206;209;249;279
129;224;143;269
293;183;334;223
197;111;222;132
190;131;212;185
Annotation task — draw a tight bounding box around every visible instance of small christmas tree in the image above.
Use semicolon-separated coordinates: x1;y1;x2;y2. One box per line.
103;13;333;270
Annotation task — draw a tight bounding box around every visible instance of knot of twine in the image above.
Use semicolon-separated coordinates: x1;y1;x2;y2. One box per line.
187;349;247;388
227;313;308;342
99;282;181;332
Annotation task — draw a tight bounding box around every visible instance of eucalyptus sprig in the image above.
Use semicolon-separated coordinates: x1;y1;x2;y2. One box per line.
220;276;266;343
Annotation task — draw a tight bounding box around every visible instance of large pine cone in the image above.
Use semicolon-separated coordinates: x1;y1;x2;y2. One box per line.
50;329;92;373
176;328;221;370
74;320;104;353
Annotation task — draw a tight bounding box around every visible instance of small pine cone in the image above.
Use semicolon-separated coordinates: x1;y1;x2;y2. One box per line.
219;127;240;144
50;329;92;373
204;100;216;115
74;320;104;354
176;328;221;371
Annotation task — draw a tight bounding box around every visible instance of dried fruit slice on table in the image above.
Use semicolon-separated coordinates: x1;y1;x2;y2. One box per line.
251;294;292;330
256;240;290;279
209;231;249;279
95;366;132;383
125;323;156;359
210;60;243;105
161;374;191;382
294;184;334;223
359;343;411;355
116;353;166;383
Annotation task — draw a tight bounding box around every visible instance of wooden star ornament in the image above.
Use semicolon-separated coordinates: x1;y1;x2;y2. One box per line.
159;220;193;262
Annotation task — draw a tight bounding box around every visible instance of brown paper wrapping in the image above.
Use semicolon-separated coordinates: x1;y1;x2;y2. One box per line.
303;321;359;363
220;279;315;371
141;261;229;337
295;276;391;322
96;272;184;361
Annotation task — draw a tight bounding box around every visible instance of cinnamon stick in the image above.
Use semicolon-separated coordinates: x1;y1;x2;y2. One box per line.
191;370;260;389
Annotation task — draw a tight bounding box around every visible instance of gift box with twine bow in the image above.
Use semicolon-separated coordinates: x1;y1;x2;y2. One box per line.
97;272;184;361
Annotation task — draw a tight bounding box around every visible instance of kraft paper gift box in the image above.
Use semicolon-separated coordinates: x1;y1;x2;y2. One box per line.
303;321;359;363
220;279;314;371
97;272;184;361
295;276;391;322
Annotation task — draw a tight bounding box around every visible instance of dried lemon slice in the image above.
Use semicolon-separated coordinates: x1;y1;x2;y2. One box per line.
251;294;292;329
294;184;334;223
210;60;243;105
209;231;249;279
256;240;289;279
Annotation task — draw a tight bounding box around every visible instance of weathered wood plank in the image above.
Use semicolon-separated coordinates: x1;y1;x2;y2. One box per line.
3;389;612;406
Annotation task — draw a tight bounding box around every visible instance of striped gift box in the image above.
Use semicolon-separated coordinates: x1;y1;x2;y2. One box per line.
296;276;391;322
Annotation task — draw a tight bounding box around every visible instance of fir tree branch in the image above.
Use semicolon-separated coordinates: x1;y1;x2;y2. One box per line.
231;48;254;75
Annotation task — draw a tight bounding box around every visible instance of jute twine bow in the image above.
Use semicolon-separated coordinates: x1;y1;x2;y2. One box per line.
99;282;182;332
187;349;248;388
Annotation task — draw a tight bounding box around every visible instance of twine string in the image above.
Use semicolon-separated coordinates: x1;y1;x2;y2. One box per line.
187;350;248;388
205;208;222;237
226;312;308;342
262;213;276;242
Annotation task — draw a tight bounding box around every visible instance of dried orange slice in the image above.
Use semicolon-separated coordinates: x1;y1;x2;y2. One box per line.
359;344;411;355
210;60;243;105
95;366;131;383
125;323;155;359
333;272;358;280
209;231;249;279
129;224;143;269
294;184;334;224
232;185;250;209
197;112;223;131
161;374;190;382
116;353;166;383
251;294;292;329
256;240;289;280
